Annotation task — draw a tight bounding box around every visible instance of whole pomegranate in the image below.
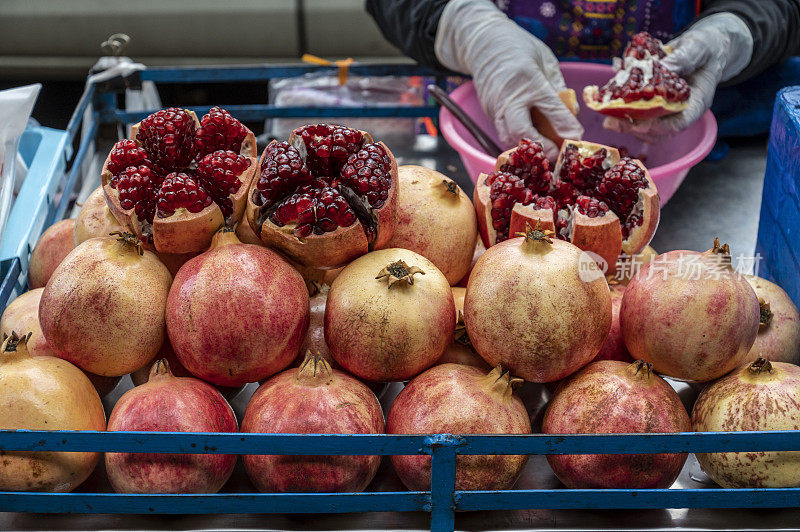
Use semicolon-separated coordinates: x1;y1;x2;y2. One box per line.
1;289;121;396
102;107;258;254
744;275;800;364
74;186;125;245
464;223;611;382
436;287;491;370
542;360;689;488
0;332;106;492
28;219;75;289
325;248;455;382
167;228;309;386
387;364;531;490
243;354;384;492
621;239;760;381
106;359;238;493
474;139;659;274
383;165;477;284
584;32;690;119
692;358;800;487
246;124;398;269
39;233;172;376
594;283;634;362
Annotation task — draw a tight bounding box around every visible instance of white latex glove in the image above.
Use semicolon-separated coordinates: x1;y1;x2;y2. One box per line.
604;13;753;141
435;0;584;159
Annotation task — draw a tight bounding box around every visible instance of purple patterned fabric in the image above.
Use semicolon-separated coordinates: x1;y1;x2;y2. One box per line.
498;0;697;60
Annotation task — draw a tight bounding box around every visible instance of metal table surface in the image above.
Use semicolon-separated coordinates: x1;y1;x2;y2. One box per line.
1;133;776;532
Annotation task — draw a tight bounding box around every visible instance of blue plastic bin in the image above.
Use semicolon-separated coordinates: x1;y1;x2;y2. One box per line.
756;87;800;309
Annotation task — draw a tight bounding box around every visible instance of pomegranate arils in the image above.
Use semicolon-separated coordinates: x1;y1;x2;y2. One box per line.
595;157;648;238
624;32;667;59
116;164;161;223
499;138;552;195
136;107;196;171
256;141;312;206
576;195;609;217
560;145;608;190
270;187;357;238
107;140;150;176
296;124;363;175
194;106;248;158
486;172;529;242
340;144;393;208
157;172;213;217
195;150;250;217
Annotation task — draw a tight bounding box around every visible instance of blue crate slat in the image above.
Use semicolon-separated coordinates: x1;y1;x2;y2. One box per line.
456;488;800;511
430;439;457;532
0;491;428;514
3;430;800;455
103;105;440;124
0;258;22;314
139;64;441;83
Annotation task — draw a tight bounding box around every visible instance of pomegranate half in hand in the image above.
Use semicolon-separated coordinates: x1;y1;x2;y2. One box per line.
474;139;658;273
583;32;690;119
247;124;398;269
102;107;258;254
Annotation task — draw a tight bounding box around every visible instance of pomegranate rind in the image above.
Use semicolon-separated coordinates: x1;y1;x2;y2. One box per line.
570;209;622;275
552;140;621;175
247;139;398;270
621;159;660;256
583;85;689;120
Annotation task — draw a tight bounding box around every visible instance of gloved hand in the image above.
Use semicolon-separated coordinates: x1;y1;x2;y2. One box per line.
604;13;753;141
435;0;584;159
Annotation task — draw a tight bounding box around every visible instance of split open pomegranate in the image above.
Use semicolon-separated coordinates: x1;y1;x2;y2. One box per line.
102;107;258;254
583;32;690;120
474;139;659;273
246;124;398;269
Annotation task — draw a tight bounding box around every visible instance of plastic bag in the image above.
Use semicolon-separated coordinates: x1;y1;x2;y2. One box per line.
0;84;41;239
267;73;423;143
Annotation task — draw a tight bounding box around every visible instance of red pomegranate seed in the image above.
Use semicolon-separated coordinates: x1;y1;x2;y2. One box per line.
575;195;610;217
270;186;357;237
624;32;667;60
256;141;313;207
499;138;552;195
116;164;162;224
295;124;364;175
194;107;248;159
595;157;648;238
339;144;393;208
107;140;150;177
156;172;212;217
136;108;196;171
195;150;250;217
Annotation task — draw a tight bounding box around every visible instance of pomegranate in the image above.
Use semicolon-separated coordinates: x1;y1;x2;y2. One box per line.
28;219;75;289
387;364;531;490
0;332;106;492
1;289;121;396
456;238;486;287
474;139;659;274
621;239;760;381
594;283;634;362
167;228;309;386
464;223;611;382
325;248;455;382
611;244;658;285
436;287;491;369
101;107;258;254
39;232;172;376
243;354;384;492
382;165;477;285
106;359;238;493
584;32;690;119
744;275;800;364
235;219;263;245
74;186;125;245
542;360;690;488
692;358;800;487
246;124;398;269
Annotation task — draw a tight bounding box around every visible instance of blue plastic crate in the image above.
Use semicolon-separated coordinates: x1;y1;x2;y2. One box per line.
2;63;800;532
756;87;800;309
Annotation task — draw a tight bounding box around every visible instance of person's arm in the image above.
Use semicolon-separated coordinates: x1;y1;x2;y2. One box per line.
700;0;800;84
365;0;450;71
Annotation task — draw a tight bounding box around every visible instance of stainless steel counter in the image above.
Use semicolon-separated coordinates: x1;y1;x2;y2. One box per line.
1;134;776;531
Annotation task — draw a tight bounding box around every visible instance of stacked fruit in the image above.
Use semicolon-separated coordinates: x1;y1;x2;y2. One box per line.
2;114;799;497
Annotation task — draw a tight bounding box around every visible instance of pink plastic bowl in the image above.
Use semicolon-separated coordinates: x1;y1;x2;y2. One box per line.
439;62;718;204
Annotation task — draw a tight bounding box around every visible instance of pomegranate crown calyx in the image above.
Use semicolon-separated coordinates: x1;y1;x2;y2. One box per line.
517;221;555;245
628;359;654;379
749;357;773;375
376;260;425;288
298;352;334;382
758;298;773;329
485;365;524;398
454;310;471;346
148;358;174;381
1;331;31;353
109;231;144;256
442;179;459;196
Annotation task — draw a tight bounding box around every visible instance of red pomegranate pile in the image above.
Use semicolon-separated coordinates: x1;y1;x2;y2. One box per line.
102;107;258;253
584;32;691;119
247;124;398;269
474;139;659;273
